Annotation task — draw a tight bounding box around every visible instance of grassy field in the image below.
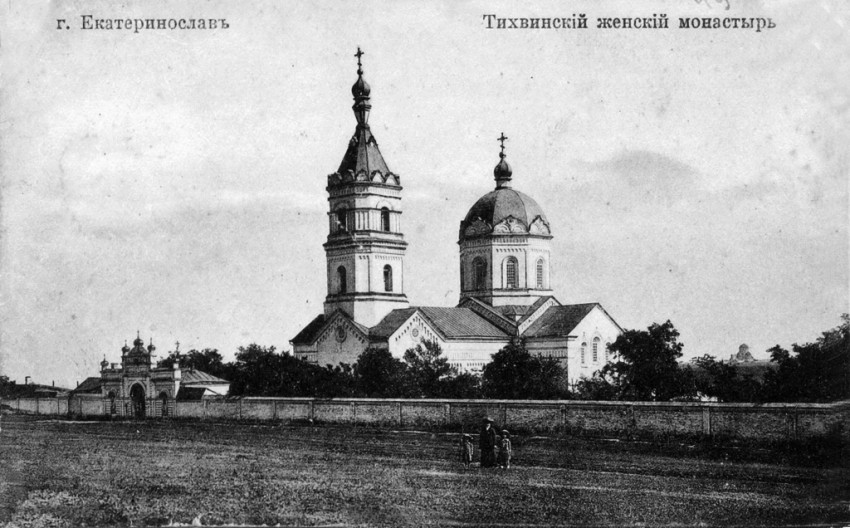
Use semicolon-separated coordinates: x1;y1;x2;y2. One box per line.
0;413;847;527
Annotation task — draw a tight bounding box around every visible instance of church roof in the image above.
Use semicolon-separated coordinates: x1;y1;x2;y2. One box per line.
370;306;509;341
369;308;419;340
290;314;328;345
418;307;509;339
336;127;392;180
181;369;229;385
522;303;599;338
463;188;548;230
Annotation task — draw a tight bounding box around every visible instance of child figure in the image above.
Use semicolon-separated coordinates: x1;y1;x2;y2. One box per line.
498;430;512;470
459;433;474;469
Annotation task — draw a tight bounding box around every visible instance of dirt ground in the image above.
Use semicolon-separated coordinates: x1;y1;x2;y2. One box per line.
0;413;847;527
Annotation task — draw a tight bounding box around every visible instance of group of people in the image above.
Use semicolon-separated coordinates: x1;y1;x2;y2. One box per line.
459;417;512;469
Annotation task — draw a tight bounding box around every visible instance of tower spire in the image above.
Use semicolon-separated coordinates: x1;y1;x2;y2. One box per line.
351;46;372;127
494;132;513;188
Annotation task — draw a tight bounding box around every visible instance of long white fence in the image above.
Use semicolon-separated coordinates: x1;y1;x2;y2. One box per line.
3;395;848;443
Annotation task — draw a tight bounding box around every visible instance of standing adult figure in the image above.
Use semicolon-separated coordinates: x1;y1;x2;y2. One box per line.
479;417;497;467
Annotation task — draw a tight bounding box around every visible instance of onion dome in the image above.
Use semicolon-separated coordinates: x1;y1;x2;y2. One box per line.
147;338;156;353
494;133;513;188
121;340;130;354
351;72;371;98
458;134;551;242
100;356;109;370
494;155;512;187
133;331;144;347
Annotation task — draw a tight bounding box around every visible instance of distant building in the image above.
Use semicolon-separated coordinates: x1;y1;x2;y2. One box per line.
729;343;756;364
291;50;622;385
82;334;229;418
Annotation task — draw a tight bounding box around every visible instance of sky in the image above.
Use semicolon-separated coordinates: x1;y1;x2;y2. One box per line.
1;0;847;388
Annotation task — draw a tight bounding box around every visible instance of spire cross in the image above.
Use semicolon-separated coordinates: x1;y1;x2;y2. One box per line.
497;133;508;158
355;47;365;74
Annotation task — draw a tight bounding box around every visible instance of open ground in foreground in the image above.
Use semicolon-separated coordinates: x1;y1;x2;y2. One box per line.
0;413;847;527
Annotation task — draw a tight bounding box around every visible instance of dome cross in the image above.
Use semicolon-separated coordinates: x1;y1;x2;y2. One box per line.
355;47;365;74
497;133;508;157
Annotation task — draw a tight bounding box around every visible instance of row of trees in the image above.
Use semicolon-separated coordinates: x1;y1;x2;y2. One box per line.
155;338;567;400
156;314;849;403
574;315;849;403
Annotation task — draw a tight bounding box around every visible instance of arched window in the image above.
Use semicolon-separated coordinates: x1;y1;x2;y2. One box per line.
536;258;545;289
380;208;391;232
505;257;518;289
337;266;347;293
107;391;116;415
580;342;587;364
336;209;348;232
473;257;487;290
605;342;611;362
383;265;393;292
592;337;600;362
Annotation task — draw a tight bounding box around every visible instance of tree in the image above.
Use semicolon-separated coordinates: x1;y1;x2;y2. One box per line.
601;320;695;401
228;344;285;396
482;338;567;399
353;347;412;398
157;348;227;378
573;373;617;401
438;371;483;399
762;314;850;402
689;354;739;402
403;340;453;397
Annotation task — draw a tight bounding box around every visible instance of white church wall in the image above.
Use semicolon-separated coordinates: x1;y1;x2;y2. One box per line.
386;313;443;357
314;317;370;366
442;340;509;372
567;306;622;386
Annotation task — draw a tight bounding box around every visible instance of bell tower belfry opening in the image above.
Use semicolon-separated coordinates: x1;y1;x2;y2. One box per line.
323;48;409;327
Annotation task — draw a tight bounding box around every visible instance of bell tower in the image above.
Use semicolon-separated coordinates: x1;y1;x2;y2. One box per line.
323;48;409;327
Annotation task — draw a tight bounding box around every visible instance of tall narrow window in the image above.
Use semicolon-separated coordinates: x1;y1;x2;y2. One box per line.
581;342;587;364
592;337;600;362
605;342;611;362
473;257;487;290
505;257;518;289
536;259;545;289
381;208;391;232
383;265;393;292
337;266;347;293
336;209;348;232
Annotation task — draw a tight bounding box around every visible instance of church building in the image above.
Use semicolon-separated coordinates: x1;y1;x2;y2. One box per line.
291;50;622;385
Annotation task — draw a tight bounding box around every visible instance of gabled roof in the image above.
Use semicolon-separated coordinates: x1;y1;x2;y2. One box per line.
369;308;419;340
457;297;518;335
370;306;509;342
71;377;102;394
518;296;557;325
290;314;328;345
181;369;229;385
521;303;599;338
418;307;509;339
291;310;370;347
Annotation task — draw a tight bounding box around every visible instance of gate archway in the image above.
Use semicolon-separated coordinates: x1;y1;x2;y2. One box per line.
159;391;169;417
130;384;146;418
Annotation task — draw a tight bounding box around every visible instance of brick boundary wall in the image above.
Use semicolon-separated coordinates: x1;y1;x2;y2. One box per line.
3;396;848;444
